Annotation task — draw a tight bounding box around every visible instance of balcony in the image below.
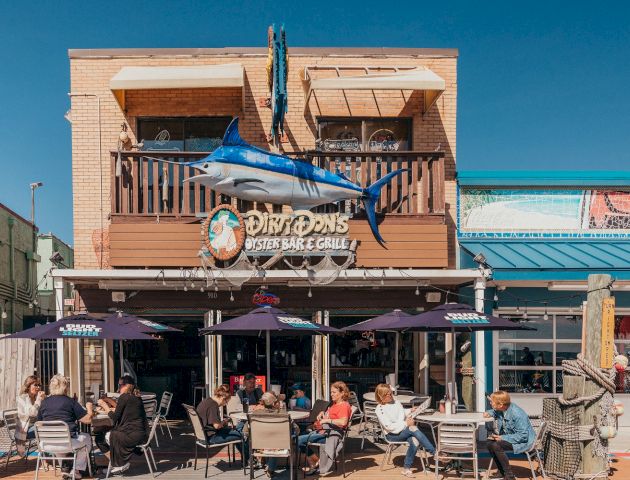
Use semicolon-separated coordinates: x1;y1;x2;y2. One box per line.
108;150;448;268
110;150;445;220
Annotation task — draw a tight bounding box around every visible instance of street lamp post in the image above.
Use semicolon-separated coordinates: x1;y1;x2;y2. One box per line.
30;182;44;226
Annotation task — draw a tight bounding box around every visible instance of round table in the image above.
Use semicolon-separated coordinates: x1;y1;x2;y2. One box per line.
230;410;310;422
414;412;490;424
362;392;421;405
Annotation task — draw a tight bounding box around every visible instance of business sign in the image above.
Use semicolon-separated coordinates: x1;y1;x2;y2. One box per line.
601;297;616;368
59;324;103;337
203;205;352;260
252;289;280;307
445;312;490;325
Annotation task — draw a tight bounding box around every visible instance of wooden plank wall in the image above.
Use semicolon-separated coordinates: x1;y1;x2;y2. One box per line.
109;218;448;268
0;335;36;411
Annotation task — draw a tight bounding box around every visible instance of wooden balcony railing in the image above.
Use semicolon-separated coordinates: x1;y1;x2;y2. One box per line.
110;150;445;219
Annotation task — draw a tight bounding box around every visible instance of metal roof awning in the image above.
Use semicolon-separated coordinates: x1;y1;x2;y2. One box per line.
301;66;446;114
110;63;244;110
460;239;630;282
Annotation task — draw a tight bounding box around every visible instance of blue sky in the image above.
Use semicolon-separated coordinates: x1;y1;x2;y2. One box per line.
1;1;628;245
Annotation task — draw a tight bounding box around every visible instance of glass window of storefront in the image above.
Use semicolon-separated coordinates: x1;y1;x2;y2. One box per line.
495;310;630;394
138;117;233;151
318;118;412;152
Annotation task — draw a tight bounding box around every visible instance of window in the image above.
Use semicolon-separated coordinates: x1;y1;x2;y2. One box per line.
317;118;412;152
495;311;630;394
137;117;232;152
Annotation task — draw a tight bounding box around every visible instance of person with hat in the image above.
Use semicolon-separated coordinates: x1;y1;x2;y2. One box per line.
97;375;148;475
290;384;311;411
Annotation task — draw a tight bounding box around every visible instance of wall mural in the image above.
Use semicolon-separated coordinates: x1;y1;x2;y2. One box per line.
459;188;630;238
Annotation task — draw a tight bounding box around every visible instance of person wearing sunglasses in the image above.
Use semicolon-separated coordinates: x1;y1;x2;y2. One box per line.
16;375;46;455
97;375;148;475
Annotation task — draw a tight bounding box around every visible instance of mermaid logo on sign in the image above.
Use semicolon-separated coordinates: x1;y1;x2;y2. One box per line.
202;204;246;261
445;313;490;325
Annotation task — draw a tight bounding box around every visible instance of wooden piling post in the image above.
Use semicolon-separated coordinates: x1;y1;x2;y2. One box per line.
581;274;611;476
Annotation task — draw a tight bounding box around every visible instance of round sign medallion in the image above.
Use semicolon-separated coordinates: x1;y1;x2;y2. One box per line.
203;204;246;261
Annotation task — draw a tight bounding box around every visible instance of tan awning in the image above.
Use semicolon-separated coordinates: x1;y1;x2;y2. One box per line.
110;64;244;109
302;66;445;114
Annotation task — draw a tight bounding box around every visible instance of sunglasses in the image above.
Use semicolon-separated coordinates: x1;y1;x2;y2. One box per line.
33;384;42;388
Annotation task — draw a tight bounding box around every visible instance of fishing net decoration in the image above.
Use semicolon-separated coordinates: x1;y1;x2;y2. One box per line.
542;397;583;480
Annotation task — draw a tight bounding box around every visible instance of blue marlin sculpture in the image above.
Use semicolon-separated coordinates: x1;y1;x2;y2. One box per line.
182;118;407;243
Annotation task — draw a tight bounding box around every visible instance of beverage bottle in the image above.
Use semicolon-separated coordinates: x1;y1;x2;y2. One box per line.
243;397;249;414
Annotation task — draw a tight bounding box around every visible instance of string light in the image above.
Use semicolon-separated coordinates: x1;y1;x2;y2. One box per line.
183;284;188;292
200;286;204;293
380;271;385;286
415;284;420;296
523;302;528;319
307;287;313;298
214;280;219;292
229;288;234;302
543;302;549;321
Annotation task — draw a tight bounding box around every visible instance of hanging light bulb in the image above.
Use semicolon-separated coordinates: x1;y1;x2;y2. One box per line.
415;284;420;296
493;293;499;302
229;288;234;302
307;287;313;298
516;301;521;313
380;271;385;286
200;286;205;293
183;284;188;292
543;303;549;321
523;303;528;319
214;280;219;292
191;281;195;289
162;277;167;286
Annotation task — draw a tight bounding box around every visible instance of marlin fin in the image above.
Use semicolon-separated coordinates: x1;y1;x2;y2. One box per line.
222;117;250;147
362;169;409;244
233;178;265;187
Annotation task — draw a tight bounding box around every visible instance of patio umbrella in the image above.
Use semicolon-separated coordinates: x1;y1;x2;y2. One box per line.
341;309;412;388
403;303;533;401
1;313;155;340
199;306;342;390
1;314;156;401
100;312;182;376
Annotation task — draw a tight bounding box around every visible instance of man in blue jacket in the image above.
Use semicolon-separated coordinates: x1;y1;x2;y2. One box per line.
484;390;535;480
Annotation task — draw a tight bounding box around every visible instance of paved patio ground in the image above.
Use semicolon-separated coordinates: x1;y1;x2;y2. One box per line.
3;422;629;479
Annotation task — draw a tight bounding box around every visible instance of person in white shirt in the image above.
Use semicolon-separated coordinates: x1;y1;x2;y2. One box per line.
374;383;435;478
16;375;45;454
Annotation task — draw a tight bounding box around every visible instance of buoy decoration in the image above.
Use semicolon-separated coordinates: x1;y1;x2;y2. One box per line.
599;425;617;439
614;354;628;372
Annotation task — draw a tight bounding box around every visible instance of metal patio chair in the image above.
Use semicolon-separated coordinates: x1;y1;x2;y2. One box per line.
156;391;173;439
376;415;429;475
360;401;381;449
248;412;293;480
183;403;243;478
2;409;35;470
34;421;92;480
434;422;479;479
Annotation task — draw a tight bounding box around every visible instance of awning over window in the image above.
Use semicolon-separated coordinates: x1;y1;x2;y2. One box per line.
110;64;244;109
302;66;446;114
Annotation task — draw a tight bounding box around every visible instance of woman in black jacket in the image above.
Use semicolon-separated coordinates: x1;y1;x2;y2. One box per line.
97;375;148;474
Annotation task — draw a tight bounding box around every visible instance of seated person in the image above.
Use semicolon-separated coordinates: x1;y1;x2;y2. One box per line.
484;390;535;480
237;373;264;406
16;375;45;454
290;384;312;411
37;374;94;480
197;385;248;463
97;375;148;474
374;383;435;477
297;381;352;477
